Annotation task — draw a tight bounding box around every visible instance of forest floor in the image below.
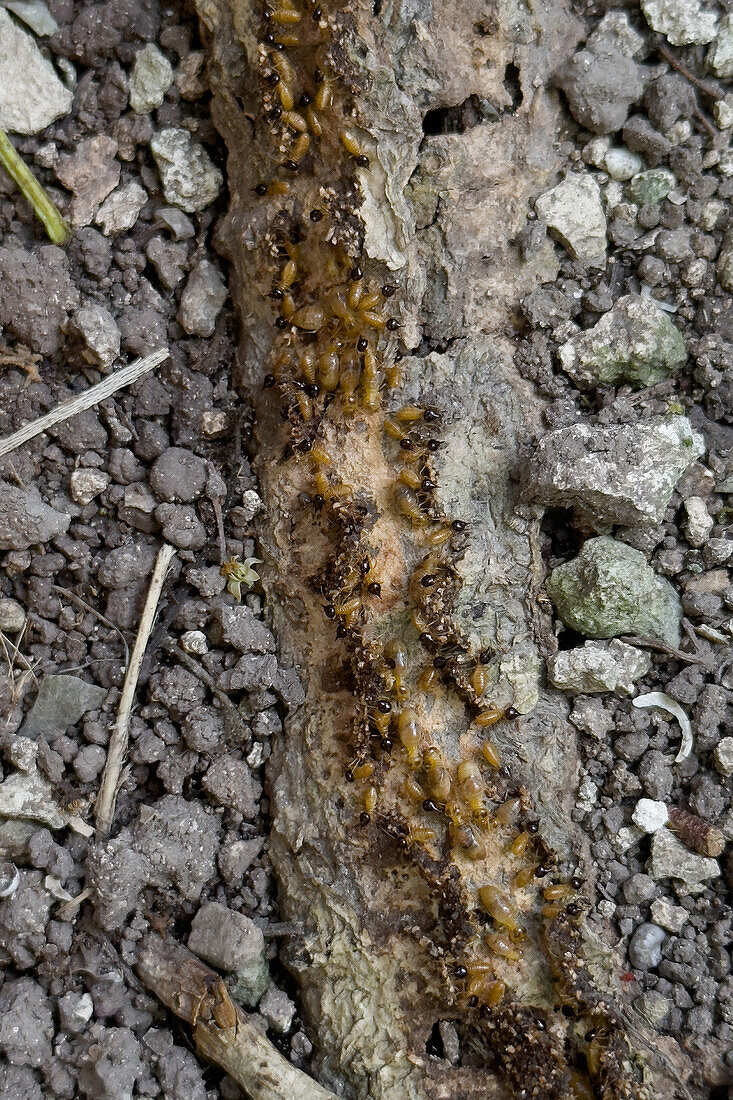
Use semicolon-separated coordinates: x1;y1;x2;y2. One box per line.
0;0;731;1098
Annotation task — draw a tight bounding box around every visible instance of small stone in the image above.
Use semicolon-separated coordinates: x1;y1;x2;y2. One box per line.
632;798;669;834
69;304;121;369
557;295;686;389
628;169;676;206
634;990;671;1027
0;8;73;134
650;896;688;933
156;206;195;240
145;237;188;289
202;758;260;818
684;496;713;548
648;828;720;885
548;639;650;695
210;604;276;654
218;838;264;885
150;447;207;503
0;977;54;1067
535;173;606;261
74;744;106;782
56;136;121;227
188;902;269;1006
555;47;644;135
201;410;229;437
708;14;733;77
95;182;148;236
586;12;646;59
641;0;718;46
129;44;173;114
20;674;106;738
713;97;733;129
628;922;666;969
179;630;208;656
603;147;643;181
0;480;70;550
155;504;207;550
150;128;222;213
0;597;26;633
178;260;227;337
58;992;94;1034
546;536;682;645
69;469;110;505
713;737;733;778
623;873;656;905
526;417;703;528
258;986;296;1034
717;228;733;292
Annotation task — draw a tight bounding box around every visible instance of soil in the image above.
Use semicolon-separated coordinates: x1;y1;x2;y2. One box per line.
0;0;730;1098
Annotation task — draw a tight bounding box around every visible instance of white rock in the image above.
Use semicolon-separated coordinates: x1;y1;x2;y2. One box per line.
180;630;208;656
611;825;642;855
713;737;733;778
0;596;26;633
8;735;37;772
129;43;173;113
178;259;227;336
603;148;643;181
239;489;264;522
708;14;733;77
587;12;646;58
648;828;720;885
714;98;733;129
200;410;229;437
69;469;109;506
583;136;611;168
95;182;147;236
548;640;651;695
3;1;58;36
632;798;669;834
535;173;607;262
650;897;688;933
69;304;121;369
0;7;73;134
150;128;222;213
576;776;598;816
684;496;713;548
641;0;718;46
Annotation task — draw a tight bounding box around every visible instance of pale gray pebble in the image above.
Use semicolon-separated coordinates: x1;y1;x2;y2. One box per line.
637;750;673;800
27;829;74;882
686;1005;714;1034
218;837;265;886
202;757;261;817
155;503;207;550
258;986;296;1034
148;665;206;720
623;874;657;905
210;603;276;654
150;447;208;503
629;922;666;969
145;236;188;289
155;1044;207;1100
185;564;226;598
0;480;70;551
58;991;94;1035
178;260;227;337
188;901;269;1006
290;1030;313;1064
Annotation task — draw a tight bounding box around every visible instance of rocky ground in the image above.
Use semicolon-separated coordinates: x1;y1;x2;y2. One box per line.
0;0;731;1097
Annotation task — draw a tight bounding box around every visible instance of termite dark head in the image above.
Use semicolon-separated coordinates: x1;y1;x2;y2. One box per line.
284;159;299;171
266;71;280;85
305;383;319;397
386;318;400;331
419;632;434;647
535;1018;546;1031
376;699;391;713
427;439;442;452
263;31;275;43
420;574;436;587
499;764;511;779
275;317;289;329
469;996;479;1009
422;798;439;812
479;647;492;663
423;408;440;423
367;582;381;597
357;336;368;352
310;208;323;222
526;821;539;835
359;557;371;575
506;706;520;719
360;812;371;826
323;604;336;619
263;374;276;388
399;439;414;451
380;737;393;752
454;965;468;980
350;264;364;281
270;288;284;300
571;875;584;890
336;623;347;638
451;520;467;532
312;6;322;20
421;478;436;492
345;769;354;782
254;182;268;195
566;902;582;917
355;154;370;168
433;655;447;668
381;284;396;297
299;92;312;106
535;864;549;878
268;106;282;121
313;493;325;509
297;439;313;453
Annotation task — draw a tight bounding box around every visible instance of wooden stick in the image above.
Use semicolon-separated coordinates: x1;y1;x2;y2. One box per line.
137;932;339;1100
0;348;169;460
95;543;177;835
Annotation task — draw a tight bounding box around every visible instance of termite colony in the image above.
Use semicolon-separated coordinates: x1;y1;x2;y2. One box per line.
249;2;622;1095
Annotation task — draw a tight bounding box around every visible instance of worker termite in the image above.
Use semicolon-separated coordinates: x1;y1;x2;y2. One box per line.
340;128;370;167
494;798;521;827
456;761;484;814
481;741;501;768
485;931;521;962
397;709;422;766
404;775;425;802
451;821;488;860
394;485;427;525
478;885;518;930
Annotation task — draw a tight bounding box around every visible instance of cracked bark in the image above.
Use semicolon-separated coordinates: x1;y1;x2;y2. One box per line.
195;1;695;1096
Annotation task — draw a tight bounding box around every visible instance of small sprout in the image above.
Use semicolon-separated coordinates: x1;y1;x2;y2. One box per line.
220;556;263;600
0;128;70;245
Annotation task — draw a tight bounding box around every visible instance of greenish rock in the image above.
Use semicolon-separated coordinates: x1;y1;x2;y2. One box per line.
547;536;681;644
557;294;686;389
628;169;675;205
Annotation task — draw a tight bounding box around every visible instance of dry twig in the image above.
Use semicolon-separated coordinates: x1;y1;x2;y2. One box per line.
0;348;169;460
137;932;339;1100
95;543;177;834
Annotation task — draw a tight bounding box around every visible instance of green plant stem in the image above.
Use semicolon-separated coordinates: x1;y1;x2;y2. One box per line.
0;127;70;245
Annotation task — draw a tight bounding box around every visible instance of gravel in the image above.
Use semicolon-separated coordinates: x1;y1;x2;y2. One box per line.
187;902;269;1006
